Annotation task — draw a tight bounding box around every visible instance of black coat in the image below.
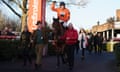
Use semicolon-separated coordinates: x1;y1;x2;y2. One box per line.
20;31;31;48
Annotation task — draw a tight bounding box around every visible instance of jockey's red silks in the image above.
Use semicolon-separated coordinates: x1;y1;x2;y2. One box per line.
27;0;46;33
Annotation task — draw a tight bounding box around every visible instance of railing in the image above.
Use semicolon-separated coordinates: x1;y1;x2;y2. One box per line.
0;35;17;39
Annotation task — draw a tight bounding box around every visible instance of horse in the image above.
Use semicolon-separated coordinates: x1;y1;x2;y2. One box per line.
51;17;67;68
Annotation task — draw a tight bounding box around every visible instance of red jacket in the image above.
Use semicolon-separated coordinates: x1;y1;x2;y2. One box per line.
61;29;78;45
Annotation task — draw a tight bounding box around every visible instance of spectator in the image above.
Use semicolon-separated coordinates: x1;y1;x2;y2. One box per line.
61;23;78;70
1;30;7;35
4;27;9;32
78;28;88;60
93;32;97;54
97;33;103;54
32;21;44;70
20;26;32;66
87;33;94;54
7;28;15;36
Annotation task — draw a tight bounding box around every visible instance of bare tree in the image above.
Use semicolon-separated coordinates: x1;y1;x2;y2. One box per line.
1;0;27;32
46;0;89;8
0;10;6;30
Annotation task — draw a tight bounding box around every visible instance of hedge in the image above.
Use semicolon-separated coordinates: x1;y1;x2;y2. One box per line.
0;39;20;60
0;39;57;61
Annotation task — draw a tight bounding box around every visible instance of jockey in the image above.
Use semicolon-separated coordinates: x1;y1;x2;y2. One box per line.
51;1;70;27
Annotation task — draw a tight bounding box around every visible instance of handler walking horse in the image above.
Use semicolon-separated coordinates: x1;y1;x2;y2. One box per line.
51;17;67;68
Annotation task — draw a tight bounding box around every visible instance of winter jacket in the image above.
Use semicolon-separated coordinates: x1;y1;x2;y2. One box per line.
20;31;31;47
51;3;70;22
32;29;44;44
78;33;88;48
61;29;78;45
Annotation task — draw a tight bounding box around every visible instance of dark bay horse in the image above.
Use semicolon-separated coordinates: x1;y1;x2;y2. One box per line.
51;17;66;68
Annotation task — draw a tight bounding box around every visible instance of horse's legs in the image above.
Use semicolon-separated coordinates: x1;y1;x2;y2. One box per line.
60;45;67;64
62;45;68;64
60;53;66;64
56;46;66;68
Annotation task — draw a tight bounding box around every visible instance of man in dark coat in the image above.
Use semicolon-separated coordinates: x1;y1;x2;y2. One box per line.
20;26;32;66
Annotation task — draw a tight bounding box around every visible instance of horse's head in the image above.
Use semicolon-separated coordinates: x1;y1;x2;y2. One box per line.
53;17;60;24
52;17;60;28
52;17;65;37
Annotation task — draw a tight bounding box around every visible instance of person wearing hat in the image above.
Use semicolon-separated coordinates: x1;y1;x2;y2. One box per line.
51;1;70;27
32;21;44;70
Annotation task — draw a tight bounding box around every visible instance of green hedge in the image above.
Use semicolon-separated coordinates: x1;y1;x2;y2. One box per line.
0;39;56;61
0;39;20;60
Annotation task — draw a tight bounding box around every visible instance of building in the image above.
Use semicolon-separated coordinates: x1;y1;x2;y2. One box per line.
116;9;120;21
91;9;120;41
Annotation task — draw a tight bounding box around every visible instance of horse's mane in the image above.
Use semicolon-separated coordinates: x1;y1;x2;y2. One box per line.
52;17;64;36
51;17;65;47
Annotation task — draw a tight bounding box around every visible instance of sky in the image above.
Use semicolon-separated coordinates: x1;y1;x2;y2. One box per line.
0;0;120;31
46;0;120;31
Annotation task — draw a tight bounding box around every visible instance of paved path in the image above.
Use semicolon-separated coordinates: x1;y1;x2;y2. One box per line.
0;51;117;72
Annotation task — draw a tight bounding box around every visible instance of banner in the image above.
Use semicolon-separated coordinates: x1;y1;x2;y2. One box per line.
27;0;46;32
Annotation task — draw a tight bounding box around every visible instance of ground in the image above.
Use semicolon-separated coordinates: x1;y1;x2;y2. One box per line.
0;51;117;72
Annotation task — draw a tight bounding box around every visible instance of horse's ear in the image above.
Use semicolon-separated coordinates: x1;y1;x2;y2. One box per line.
53;17;56;21
60;22;64;25
57;17;59;20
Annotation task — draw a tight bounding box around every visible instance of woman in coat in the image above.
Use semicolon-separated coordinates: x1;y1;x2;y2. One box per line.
78;28;88;60
61;23;78;70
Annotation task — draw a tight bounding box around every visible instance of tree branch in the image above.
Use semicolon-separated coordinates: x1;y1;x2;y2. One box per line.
1;0;21;18
10;0;23;10
22;0;28;13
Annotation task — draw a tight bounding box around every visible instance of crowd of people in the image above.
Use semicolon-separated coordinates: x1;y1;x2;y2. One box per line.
0;26;18;39
0;27;15;36
19;21;105;71
0;1;106;71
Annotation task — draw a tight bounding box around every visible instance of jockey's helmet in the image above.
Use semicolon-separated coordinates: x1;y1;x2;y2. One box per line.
60;2;65;6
